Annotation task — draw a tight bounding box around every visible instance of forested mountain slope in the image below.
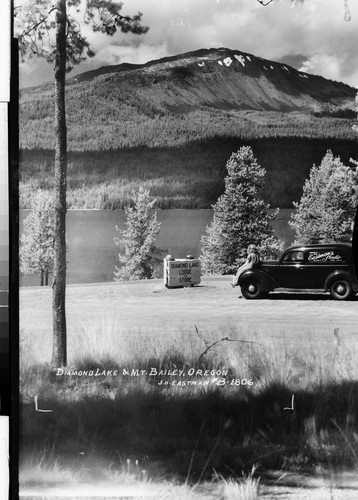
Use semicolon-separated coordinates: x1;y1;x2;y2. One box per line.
19;48;357;208
20;47;356;150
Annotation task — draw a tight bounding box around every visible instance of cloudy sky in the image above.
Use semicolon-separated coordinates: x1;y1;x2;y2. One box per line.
17;0;358;88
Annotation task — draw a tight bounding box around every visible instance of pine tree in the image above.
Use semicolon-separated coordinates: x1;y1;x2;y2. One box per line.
20;191;55;286
15;1;149;366
353;92;358;134
352;92;358;273
290;151;358;244
114;188;161;280
201;146;279;274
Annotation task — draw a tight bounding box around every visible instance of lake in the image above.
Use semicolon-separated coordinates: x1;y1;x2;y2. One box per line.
19;209;295;286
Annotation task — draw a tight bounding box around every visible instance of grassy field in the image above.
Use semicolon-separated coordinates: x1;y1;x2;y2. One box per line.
19;279;358;498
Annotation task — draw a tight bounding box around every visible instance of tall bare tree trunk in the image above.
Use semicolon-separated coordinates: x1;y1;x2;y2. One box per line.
52;0;67;366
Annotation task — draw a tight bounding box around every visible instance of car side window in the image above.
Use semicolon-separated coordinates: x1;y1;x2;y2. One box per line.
283;251;304;263
307;251;346;264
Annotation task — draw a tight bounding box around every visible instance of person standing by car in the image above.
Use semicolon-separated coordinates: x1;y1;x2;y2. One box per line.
232;244;261;288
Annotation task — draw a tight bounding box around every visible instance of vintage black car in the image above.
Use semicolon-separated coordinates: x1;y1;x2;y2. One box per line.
238;243;358;300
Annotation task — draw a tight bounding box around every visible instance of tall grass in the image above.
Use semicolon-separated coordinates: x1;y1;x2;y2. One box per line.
20;318;358;490
55;317;358;389
20;317;358;400
220;466;260;500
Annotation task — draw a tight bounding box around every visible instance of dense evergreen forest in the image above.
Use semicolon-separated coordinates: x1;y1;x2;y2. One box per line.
20;137;358;209
20;91;356;150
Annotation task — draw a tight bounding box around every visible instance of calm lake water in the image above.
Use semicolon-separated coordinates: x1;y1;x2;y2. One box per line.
19;209;295;286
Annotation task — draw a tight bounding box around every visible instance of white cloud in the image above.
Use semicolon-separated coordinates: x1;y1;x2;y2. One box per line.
17;0;358;87
94;43;168;67
299;55;342;82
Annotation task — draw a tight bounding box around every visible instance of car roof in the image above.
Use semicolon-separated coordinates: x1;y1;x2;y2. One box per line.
286;243;352;252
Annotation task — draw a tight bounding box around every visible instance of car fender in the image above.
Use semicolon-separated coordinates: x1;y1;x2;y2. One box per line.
325;270;356;292
238;269;277;292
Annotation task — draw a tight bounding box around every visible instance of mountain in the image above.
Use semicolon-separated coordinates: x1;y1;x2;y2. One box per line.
70;47;356;113
19;48;358;210
20;47;357;151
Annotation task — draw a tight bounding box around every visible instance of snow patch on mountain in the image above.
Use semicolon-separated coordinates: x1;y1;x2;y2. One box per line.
270;65;274;70
223;57;232;67
218;60;223;66
299;73;308;78
283;66;290;73
234;54;246;66
198;62;205;67
263;66;267;71
246;56;251;62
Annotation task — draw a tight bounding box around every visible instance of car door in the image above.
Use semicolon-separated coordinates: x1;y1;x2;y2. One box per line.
304;249;348;289
271;250;308;289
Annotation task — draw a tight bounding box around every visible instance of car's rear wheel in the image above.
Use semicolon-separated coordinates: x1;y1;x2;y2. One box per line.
241;280;263;299
329;279;352;300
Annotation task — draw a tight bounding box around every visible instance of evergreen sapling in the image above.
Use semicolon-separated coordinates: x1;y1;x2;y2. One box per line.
114;188;161;280
20;191;56;286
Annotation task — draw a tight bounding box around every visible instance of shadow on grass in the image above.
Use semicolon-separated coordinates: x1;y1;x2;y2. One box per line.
20;373;358;483
266;292;358;301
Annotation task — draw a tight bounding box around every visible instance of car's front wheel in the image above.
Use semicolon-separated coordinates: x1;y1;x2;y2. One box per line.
241;280;263;299
329;279;353;300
